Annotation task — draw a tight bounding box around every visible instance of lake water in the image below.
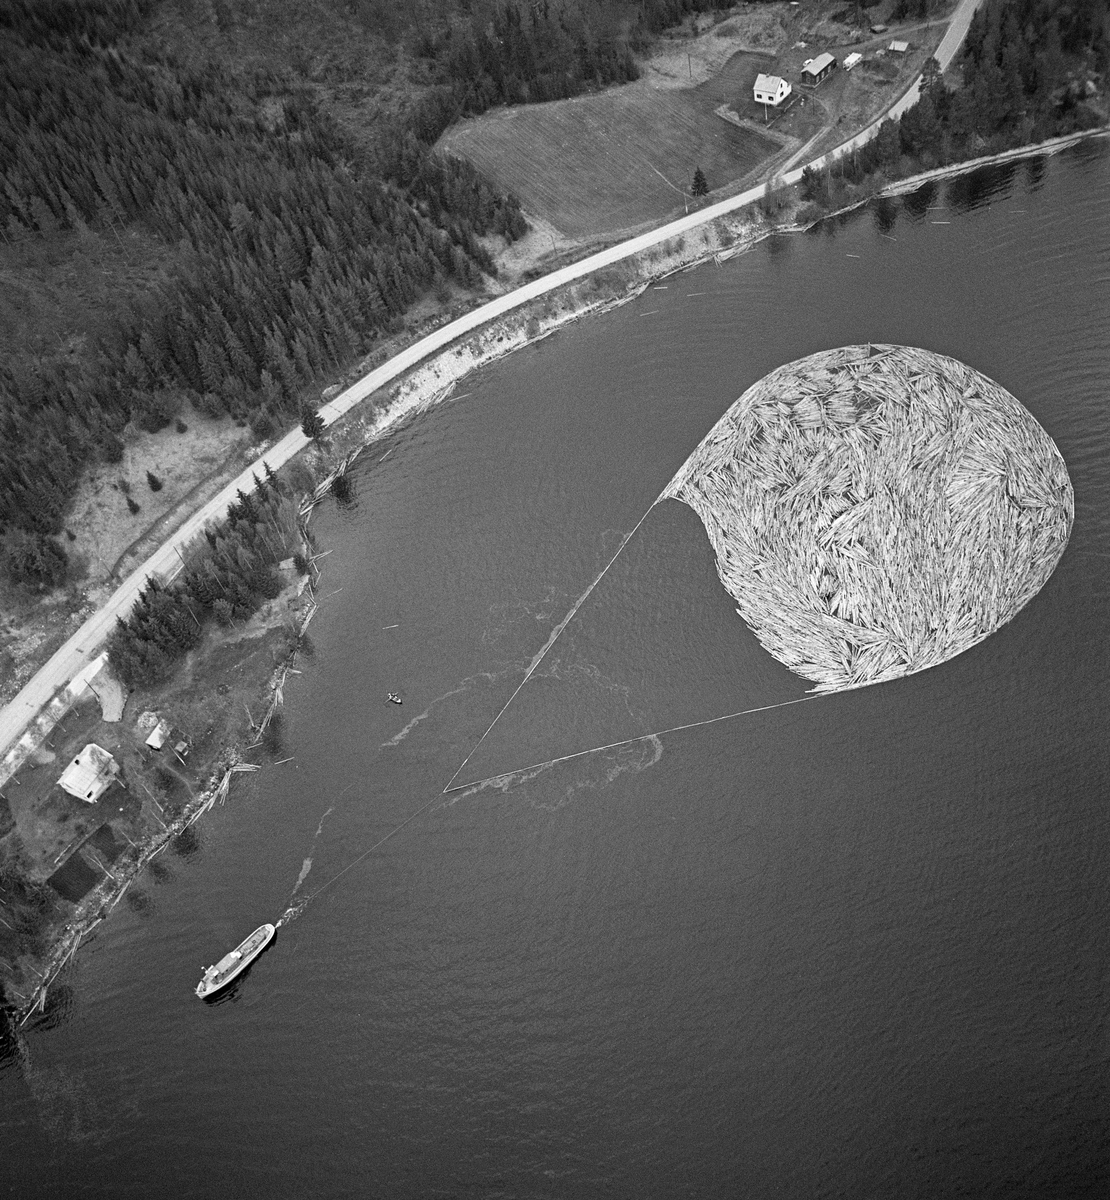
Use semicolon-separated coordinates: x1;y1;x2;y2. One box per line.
4;141;1110;1198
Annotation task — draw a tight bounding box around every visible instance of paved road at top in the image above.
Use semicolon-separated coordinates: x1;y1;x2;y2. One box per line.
0;0;982;761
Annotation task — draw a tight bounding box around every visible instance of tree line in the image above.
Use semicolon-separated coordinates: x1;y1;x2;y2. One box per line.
801;0;1109;213
388;0;733;157
106;464;302;686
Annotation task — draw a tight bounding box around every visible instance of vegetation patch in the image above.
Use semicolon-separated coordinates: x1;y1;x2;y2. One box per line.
107;464;300;686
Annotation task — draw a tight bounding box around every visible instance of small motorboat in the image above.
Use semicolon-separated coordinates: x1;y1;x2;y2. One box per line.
386;692;403;705
195;923;275;999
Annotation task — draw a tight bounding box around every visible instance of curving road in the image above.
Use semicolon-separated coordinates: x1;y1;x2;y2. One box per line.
0;0;982;765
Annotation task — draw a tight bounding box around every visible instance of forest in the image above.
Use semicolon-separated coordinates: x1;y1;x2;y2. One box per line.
801;0;1110;211
3;0;1108;597
1;0;735;593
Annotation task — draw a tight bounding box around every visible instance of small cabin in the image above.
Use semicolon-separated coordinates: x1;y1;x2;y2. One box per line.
753;74;792;108
59;744;120;804
888;40;910;55
145;718;172;750
843;52;863;72
800;53;837;87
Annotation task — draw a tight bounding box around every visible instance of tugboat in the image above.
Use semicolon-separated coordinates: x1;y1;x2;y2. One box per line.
195;923;275;999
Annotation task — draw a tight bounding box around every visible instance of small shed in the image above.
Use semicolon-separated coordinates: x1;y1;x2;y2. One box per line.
801;53;837;87
843;52;863;72
753;74;792;108
59;744;120;804
145;719;172;750
888;40;910;54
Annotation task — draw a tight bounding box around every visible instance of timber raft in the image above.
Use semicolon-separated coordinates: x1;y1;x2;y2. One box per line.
664;344;1074;692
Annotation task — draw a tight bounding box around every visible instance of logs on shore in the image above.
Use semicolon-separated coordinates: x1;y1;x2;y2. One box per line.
664;345;1073;692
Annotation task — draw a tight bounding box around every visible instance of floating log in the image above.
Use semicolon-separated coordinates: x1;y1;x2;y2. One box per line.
664;345;1073;692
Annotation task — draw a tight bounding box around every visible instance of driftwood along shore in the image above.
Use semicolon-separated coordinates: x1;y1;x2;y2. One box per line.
664;345;1074;693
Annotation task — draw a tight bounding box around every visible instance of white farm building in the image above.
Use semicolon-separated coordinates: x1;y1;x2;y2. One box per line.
58;744;120;804
753;74;792;108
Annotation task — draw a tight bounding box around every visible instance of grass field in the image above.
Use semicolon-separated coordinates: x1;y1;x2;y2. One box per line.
439;64;783;240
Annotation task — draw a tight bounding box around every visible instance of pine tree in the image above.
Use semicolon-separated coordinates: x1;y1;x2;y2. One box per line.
300;405;325;441
691;167;709;197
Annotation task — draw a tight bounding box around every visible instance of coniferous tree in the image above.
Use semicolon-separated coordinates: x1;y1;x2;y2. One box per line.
300;405;325;441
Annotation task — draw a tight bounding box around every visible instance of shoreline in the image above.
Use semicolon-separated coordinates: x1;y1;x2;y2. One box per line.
321;125;1110;462
4;127;1108;1025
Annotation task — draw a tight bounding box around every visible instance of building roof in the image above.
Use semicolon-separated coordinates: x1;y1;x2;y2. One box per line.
146;719;171;750
59;743;119;803
754;73;788;93
843;52;863;69
889;40;909;52
802;52;836;76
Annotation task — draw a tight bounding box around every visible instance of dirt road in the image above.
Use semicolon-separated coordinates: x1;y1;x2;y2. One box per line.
0;0;983;769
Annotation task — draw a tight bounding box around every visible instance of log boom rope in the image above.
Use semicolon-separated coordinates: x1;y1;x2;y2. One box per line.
442;499;662;794
279;499;823;918
443;693;822;794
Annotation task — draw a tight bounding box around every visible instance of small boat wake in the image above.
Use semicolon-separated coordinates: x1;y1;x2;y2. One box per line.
276;897;308;929
381;667;518;749
275;803;335;927
292;857;313;893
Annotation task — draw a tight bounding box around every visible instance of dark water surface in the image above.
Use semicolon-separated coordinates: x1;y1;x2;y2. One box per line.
4;143;1110;1199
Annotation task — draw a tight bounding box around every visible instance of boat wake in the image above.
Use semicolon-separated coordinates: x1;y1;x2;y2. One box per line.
276;897;308;928
442;733;663;811
380;666;519;748
275;804;334;926
481;584;562;647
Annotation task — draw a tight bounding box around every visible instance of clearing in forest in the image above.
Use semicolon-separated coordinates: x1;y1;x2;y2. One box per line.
438;72;782;240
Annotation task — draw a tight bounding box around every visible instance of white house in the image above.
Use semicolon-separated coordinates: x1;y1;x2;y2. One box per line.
59;744;120;804
753;73;792;108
